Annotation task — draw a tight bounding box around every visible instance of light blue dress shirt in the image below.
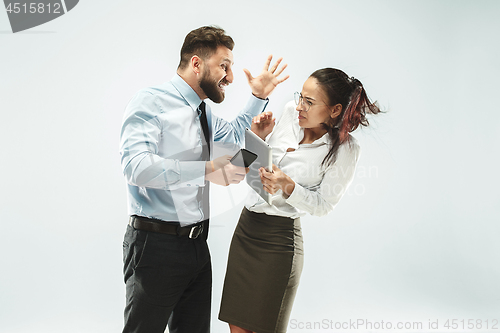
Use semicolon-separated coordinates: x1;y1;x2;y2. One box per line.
120;74;268;226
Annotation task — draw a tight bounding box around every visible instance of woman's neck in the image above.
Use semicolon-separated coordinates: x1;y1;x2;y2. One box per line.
300;127;327;144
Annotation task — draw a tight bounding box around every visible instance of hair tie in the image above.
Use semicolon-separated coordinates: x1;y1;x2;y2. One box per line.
349;76;360;87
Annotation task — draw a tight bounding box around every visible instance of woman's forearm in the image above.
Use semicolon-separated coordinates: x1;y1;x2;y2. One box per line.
280;174;296;198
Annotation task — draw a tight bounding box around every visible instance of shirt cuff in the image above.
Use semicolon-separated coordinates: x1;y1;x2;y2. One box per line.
284;182;306;206
248;94;269;115
179;161;207;187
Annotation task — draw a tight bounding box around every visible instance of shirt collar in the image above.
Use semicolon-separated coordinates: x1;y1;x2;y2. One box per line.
297;127;331;146
171;74;203;112
316;132;331;145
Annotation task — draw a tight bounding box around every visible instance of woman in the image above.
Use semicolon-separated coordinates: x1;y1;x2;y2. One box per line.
219;68;381;333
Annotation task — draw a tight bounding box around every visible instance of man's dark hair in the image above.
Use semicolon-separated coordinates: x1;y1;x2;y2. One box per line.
178;26;234;70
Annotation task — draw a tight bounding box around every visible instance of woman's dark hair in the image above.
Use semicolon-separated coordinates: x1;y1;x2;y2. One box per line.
178;26;234;70
310;68;381;166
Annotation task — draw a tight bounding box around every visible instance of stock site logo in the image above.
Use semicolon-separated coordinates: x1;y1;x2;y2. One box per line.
4;0;79;33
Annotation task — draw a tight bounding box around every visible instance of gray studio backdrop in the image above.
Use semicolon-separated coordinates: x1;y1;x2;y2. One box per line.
1;1;499;332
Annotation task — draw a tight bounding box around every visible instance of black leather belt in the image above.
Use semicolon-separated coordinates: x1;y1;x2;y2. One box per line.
129;215;206;239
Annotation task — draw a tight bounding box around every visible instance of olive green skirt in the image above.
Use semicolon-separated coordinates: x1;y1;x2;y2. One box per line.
219;207;304;333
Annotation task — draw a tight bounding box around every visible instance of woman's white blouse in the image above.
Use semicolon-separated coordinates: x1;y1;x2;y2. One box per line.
245;101;361;218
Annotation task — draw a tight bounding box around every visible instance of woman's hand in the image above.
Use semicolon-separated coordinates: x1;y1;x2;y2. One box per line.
259;164;295;197
243;55;289;100
251;111;275;140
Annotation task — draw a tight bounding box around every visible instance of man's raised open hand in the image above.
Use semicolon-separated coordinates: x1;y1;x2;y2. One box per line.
243;55;289;100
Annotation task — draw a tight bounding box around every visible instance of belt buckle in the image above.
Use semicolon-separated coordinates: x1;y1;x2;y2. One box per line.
189;224;203;239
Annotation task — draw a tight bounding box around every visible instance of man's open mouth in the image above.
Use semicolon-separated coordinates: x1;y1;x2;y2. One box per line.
218;79;228;91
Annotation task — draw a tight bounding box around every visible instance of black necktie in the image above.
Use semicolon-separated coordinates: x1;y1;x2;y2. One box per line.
198;101;210;238
199;101;210;159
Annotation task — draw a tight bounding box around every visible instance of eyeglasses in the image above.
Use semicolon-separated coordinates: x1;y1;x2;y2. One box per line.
294;92;327;112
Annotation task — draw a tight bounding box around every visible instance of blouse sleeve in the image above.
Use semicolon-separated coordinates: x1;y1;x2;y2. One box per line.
265;100;297;143
285;140;361;216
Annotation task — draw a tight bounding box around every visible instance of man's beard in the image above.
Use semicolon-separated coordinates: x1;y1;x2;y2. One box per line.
199;68;225;104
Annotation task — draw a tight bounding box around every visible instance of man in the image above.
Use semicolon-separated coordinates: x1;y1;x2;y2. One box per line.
119;26;288;333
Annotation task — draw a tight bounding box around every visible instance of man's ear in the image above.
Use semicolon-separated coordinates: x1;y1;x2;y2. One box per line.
191;55;203;75
331;103;342;118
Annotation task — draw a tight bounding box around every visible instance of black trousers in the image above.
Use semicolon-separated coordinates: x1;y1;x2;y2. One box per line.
122;223;212;333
